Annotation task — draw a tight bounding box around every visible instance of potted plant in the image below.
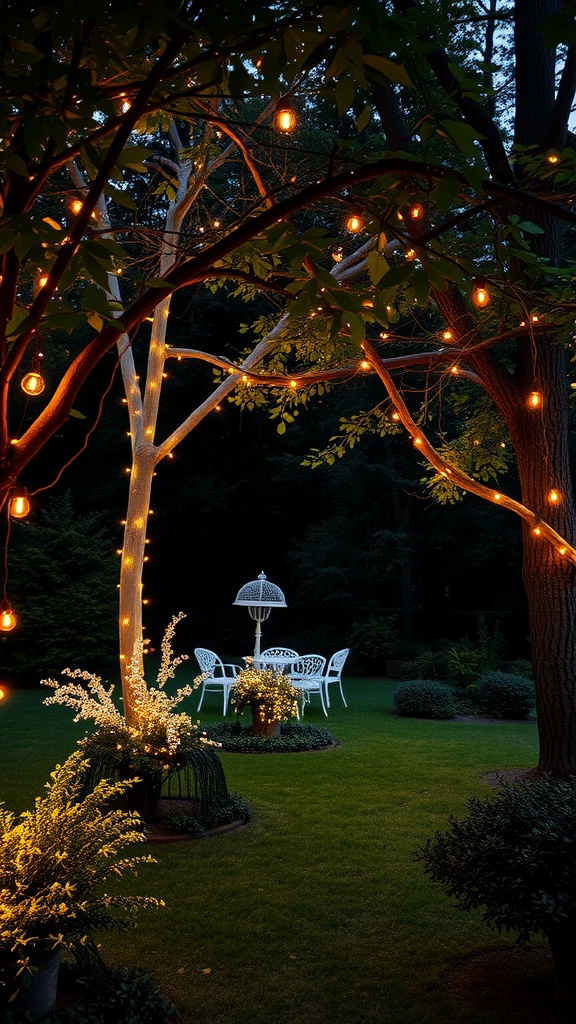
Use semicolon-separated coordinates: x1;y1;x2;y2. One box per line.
42;614;225;818
0;751;162;1019
231;661;302;737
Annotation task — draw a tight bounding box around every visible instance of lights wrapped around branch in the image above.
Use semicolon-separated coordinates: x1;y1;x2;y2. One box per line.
528;390;542;409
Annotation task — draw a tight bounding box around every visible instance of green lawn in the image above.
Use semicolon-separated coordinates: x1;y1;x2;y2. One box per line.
0;675;542;1024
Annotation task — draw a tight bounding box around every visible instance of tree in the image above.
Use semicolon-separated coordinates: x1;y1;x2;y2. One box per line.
4;0;576;778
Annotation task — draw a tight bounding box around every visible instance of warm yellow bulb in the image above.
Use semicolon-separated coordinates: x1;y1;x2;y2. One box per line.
549;489;560;503
529;391;542;408
413;436;422;447
391;411;400;421
21;371;45;396
442;330;453;341
471;282;490;308
360;360;370;370
533;526;542;536
9;491;30;519
346;214;363;233
0;609;17;632
332;248;343;262
409;204;423;220
275;107;296;132
546;151;560;164
71;199;83;214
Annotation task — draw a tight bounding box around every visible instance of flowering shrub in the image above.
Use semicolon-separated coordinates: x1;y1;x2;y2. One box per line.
232;661;302;724
0;752;161;1001
42;613;213;778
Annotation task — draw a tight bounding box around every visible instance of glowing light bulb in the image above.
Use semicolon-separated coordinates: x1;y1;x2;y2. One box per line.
275;106;296;132
533;526;542;536
529;391;541;408
413;436;422;447
405;248;416;260
546;150;560;164
442;330;453;341
71;199;83;214
379;332;389;340
346;214;363;233
21;372;45;396
37;275;48;289
289;379;298;388
549;489;560;503
559;546;567;555
360;360;370;370
332;248;343;262
409;204;423;220
471;280;490;308
9;489;30;519
0;608;17;632
494;493;501;501
450;365;459;375
391;411;400;421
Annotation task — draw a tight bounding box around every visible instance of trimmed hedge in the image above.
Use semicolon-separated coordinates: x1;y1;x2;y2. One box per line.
474;671;536;719
393;679;456;720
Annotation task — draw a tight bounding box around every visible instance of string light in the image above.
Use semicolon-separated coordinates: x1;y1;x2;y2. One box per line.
21;371;45;396
559;546;567;555
528;390;542;408
346;214;363;233
0;607;17;632
405;248;416;261
409;203;423;220
274;106;296;132
533;526;542;536
549;489;560;503
391;411;400;421
413;436;423;447
379;332;389;340
332;247;343;262
442;330;453;341
360;360;370;370
494;493;501;501
450;365;459;375
471;278;490;308
71;199;83;214
546;150;560;164
9;488;30;519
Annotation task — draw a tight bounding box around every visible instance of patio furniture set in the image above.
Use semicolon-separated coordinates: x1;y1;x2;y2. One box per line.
194;646;350;717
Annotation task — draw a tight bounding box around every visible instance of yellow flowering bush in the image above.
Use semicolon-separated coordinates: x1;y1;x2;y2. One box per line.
42;614;213;780
0;751;162;999
232;662;302;724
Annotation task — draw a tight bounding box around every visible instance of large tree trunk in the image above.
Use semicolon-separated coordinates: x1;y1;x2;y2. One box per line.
508;346;576;776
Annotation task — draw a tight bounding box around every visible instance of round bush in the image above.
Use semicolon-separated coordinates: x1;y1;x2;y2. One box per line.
475;671;536;718
205;722;335;753
393;679;455;719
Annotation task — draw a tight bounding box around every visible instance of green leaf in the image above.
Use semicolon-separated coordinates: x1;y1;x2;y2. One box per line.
377;264;414;289
69;408;87;420
433;173;460;213
439;118;485;160
356;103;372;134
367;250;390;286
516;220;545;235
363;54;412;87
334;76;356;117
86;312;104;332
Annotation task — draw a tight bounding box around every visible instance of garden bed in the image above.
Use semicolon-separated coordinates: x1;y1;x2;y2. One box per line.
206;721;336;753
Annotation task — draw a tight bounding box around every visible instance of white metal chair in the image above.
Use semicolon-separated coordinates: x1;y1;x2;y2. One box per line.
260;647;299;659
194;647;239;716
289;654;327;716
323;648;350;708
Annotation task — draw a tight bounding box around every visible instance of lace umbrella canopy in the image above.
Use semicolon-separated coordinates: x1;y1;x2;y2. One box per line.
233;572;287;660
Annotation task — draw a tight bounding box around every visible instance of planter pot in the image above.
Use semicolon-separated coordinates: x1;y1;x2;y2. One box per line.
251;706;281;737
2;949;60;1020
116;768;164;819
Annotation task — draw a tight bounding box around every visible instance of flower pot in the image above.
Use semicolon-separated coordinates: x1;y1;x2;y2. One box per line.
251;706;281;737
5;949;60;1020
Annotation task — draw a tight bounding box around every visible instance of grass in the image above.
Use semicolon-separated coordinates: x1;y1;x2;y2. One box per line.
0;674;542;1024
